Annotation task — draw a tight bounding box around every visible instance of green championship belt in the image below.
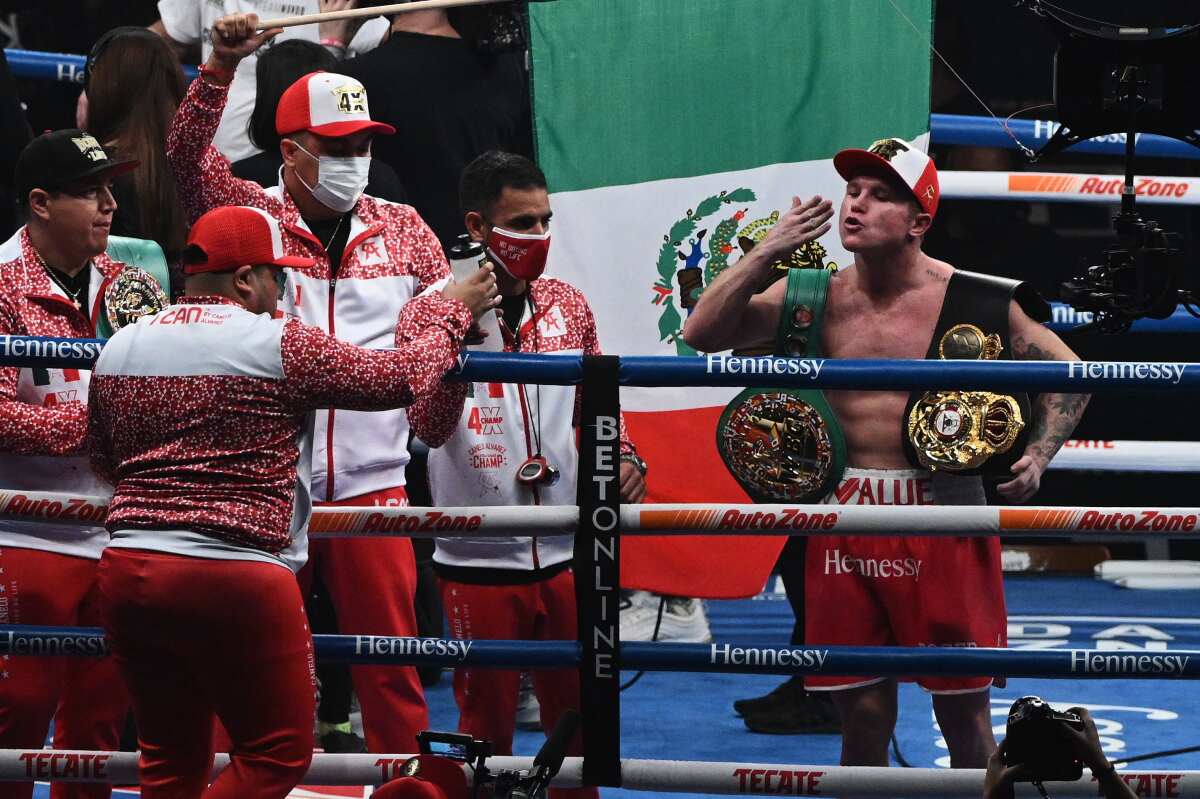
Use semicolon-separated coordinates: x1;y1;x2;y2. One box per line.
97;236;171;340
716;267;846;503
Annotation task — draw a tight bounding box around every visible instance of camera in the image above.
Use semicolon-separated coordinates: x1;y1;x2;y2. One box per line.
1059;210;1185;333
1017;2;1200;331
1004;696;1085;782
417;731;494;765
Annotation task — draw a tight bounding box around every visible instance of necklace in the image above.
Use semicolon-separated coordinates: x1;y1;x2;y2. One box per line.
32;247;85;311
320;214;346;251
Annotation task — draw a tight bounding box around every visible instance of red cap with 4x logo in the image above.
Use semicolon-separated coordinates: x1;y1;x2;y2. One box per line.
275;71;396;138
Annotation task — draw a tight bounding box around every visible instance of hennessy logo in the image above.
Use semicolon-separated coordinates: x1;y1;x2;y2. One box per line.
332;85;367;115
868;138;908;161
71;135;107;162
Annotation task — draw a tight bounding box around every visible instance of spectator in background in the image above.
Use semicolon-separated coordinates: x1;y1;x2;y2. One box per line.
82;26;189;265
151;0;389;161
0;49;33;239
231;38;406;203
339;0;532;246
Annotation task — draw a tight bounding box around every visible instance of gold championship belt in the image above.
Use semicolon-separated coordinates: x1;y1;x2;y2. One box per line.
719;392;839;502
906;323;1024;472
104;267;168;332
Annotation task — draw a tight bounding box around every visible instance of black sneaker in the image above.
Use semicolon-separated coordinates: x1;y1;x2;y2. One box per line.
320;729;367;753
733;675;806;717
742;689;840;735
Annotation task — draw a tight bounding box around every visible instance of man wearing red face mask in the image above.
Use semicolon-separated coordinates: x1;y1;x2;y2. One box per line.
404;152;646;799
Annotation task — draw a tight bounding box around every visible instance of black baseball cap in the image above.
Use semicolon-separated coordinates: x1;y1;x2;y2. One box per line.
13;129;138;205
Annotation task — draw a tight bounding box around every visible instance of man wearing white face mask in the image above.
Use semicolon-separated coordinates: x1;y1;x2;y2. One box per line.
166;13;463;755
406;153;646;797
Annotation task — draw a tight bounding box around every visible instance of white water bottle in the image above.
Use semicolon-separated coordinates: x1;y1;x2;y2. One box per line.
448;235;504;352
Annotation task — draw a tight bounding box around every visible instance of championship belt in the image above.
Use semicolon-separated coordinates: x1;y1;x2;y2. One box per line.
716;266;846;503
903;272;1046;476
907;325;1024;471
97;237;172;340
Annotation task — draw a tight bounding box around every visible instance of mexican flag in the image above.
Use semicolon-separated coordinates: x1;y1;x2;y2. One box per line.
529;0;933;597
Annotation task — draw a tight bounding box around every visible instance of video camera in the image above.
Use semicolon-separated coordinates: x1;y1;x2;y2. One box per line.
416;711;580;799
1017;2;1200;332
1003;696;1085;783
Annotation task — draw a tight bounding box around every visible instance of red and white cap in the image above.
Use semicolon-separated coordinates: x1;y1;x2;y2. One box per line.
182;206;315;275
833;137;940;218
275;71;396;139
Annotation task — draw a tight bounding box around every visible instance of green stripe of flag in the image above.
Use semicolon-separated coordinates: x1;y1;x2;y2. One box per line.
530;0;933;193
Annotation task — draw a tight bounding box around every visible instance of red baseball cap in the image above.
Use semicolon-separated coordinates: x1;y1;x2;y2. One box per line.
833;137;940;218
372;756;469;799
182;206;315;275
275;71;396;138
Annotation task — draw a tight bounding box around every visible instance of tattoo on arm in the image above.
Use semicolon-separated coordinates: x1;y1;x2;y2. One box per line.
1011;331;1090;465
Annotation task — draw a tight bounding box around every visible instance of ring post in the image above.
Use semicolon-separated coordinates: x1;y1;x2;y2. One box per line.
575;354;622;787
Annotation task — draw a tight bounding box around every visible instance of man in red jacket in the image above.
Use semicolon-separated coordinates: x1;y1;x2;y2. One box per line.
89;205;497;799
166;12;455;752
0;129;147;799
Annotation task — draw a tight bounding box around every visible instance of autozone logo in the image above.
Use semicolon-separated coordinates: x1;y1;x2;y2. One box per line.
310;509;483;534
637;508;838;531
1008;174;1192;199
0;493;108;523
1000;509;1198;532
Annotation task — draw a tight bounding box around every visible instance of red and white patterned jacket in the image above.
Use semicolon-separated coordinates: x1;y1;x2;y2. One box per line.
167;76;457;502
0;227;127;559
404;277;636;573
89;294;471;570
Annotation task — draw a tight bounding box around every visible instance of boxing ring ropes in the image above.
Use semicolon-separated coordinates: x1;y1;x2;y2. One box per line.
2;336;1200;797
5;43;1200;799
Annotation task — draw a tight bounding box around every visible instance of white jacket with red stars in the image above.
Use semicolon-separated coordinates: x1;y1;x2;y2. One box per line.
0;228;128;559
89;294;471;571
167;75;455;503
405;277;636;575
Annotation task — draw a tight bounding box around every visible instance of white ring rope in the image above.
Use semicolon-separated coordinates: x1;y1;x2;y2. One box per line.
0;749;1194;797
941;170;1200;205
2;490;1196;539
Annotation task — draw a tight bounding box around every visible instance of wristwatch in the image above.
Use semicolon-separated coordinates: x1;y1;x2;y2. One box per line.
620;452;648;476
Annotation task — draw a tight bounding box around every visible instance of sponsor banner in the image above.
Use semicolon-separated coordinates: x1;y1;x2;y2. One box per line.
620;356;1200;391
1049;440;1200;474
631;504;1200;537
0;336;104;369
1048;303;1200;334
941;170;1200;205
930;112;1200;161
1;748;1196;795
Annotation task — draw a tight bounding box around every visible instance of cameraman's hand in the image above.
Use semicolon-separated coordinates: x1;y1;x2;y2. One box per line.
209;14;281;73
1058;709;1136;799
983;740;1031;799
443;263;501;321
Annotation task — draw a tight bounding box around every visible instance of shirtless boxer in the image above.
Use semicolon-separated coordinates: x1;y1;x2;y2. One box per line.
683;139;1089;768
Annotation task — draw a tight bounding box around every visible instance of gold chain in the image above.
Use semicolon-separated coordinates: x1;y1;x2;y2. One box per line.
31;247;85;310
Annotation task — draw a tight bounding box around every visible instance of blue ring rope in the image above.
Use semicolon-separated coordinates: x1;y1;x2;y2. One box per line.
3;336;1198;391
4;48;199;84
4;626;1198;678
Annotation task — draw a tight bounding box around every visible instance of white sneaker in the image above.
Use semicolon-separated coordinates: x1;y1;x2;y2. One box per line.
658;596;712;643
515;672;542;731
619;590;664;641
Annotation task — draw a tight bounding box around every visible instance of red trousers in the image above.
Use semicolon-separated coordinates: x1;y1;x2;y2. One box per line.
298;486;428;754
98;548;315;799
0;546;127;799
440;570;597;799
